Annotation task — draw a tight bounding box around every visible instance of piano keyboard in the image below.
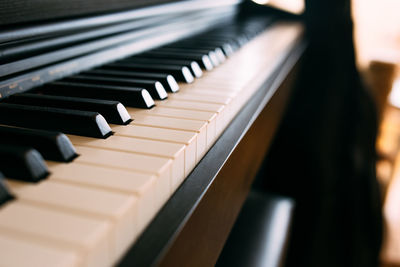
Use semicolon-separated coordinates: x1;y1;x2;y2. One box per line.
0;19;302;267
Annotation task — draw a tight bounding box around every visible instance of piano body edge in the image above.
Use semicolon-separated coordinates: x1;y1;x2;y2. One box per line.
118;35;306;267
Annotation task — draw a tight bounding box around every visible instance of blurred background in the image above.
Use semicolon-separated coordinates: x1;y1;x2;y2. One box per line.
352;1;400;266
254;0;400;265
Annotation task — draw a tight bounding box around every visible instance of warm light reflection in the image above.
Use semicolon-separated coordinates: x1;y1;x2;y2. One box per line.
377;106;400;265
346;1;400;265
382;157;400;264
389;79;400;108
352;0;400;69
251;0;305;14
376;160;392;188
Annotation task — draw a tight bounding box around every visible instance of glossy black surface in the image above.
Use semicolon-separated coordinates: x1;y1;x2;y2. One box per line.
105;62;194;83
139;51;214;70
42;82;155;109
0;103;112;138
124;57;203;78
0;15;171;64
64;75;168;100
0;0;239;30
162;45;226;63
173;39;237;56
0;7;236;98
0;172;14;206
7;93;132;125
0;144;49;182
0;125;77;162
155;47;220;66
84;69;180;93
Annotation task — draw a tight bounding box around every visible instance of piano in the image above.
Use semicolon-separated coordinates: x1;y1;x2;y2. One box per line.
0;0;305;266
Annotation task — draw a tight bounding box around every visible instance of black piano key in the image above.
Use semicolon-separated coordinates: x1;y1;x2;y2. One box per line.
7;93;132;125
205;44;234;57
155;47;220;67
104;63;194;83
0;173;14;206
191;37;241;52
84;69;180;93
0;125;77;162
217;43;236;56
192;37;239;50
42;82;155;109
64;75;168;100
123;57;203;78
0;103;112;139
162;45;226;63
199;33;247;47
139;51;213;71
0;144;49;182
173;40;235;56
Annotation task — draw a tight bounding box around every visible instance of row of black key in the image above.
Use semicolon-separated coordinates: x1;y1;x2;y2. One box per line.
0;16;273;204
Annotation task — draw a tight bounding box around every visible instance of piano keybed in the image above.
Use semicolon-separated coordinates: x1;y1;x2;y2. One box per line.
0;16;302;267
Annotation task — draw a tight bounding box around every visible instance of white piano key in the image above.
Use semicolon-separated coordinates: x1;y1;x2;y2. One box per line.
127;107;217;149
128;115;208;159
68;135;185;190
74;145;172;206
156;99;227;136
111;124;197;173
6;179;138;261
0;232;80;267
164;94;234;136
47;161;158;233
186;82;243;92
168;92;232;105
157;99;224;113
0;201;112;267
178;84;238;97
127;106;216;123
